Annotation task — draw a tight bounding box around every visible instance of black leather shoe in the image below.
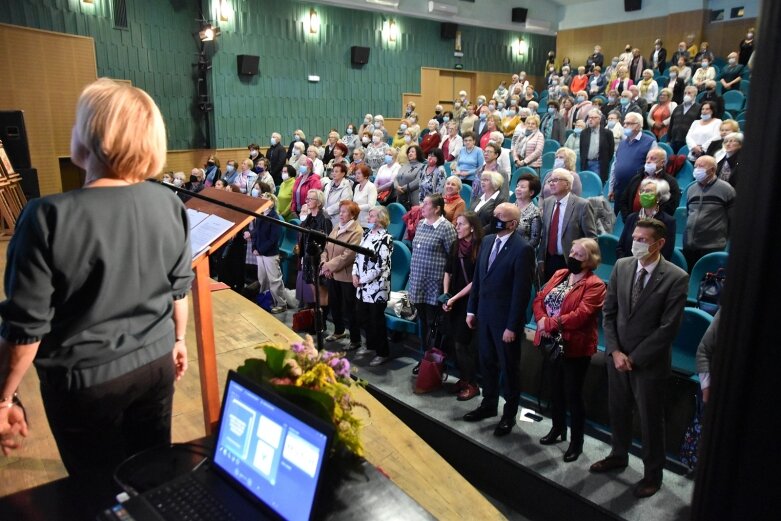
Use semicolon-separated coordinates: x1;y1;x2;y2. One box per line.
632;478;662;498
493;417;516;436
411;361;421;375
589;455;629;473
563;443;583;462
463;407;497;422
539;427;567;445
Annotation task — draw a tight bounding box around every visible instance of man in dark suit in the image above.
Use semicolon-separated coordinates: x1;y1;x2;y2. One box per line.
649;38;667;74
580;109;615;183
667;86;701;153
629;48;647;84
473;105;491;142
464;203;535;436
267;132;287;185
590;218;688;498
539;169;598;281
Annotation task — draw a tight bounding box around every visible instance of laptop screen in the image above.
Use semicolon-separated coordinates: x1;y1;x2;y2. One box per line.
212;375;332;521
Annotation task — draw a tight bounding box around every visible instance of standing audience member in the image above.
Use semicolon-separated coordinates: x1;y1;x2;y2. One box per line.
539;169;597;281
453;132;484;186
441;121;463;162
540;101;567;145
512;115;546;174
420;148;447;200
534;238;606;462
352;164;378;228
267;132;287;184
295;189;332;309
608;112;655;210
618;148;681;220
665;66;686;104
580;109;615;183
443;176;466;224
649;39;667;74
685;101;722;161
321;201;363;350
683;155;736;269
514;173;543;249
306;146;324;177
470;171;507;233
668;86;702;153
442;212;484;401
352;207;394;366
286;130;309;161
464;203;535;436
696;310;721;403
591;218;688;499
234;159;258;194
716;132;742;188
364;129;389;176
738;28;755;66
290;158;322;216
322;163;353;229
394;145;426;209
616;178;676;260
420;120;442;155
647;89;677;141
408;195;457;374
247;193;287;314
276;165;297;219
374;148;401;203
541;148;583;200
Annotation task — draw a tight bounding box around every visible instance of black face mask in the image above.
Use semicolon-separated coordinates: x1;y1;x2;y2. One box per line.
491;217;513;234
567;256;584;274
435;110;441;115
190;175;199;184
207;160;215;166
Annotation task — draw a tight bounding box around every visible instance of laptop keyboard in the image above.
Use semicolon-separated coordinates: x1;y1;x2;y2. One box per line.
146;474;239;521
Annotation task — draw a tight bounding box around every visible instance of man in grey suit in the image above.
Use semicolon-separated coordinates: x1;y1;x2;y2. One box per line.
539;169;598;282
590;218;689;498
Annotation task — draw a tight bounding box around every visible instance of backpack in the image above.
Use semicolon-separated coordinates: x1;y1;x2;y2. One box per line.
697;268;725;316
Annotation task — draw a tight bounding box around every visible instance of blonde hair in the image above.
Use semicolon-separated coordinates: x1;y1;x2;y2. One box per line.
556;147;577;171
370;206;390;228
571;238;601;270
75;78;167;181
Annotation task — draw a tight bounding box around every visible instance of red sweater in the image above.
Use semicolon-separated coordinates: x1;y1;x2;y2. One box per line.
421;132;441;155
533;269;606;357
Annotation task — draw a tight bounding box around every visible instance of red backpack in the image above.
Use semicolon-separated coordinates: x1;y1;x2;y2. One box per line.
666;154;687;177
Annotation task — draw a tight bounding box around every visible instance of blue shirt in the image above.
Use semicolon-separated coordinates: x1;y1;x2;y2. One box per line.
456;145;485;182
610;133;654;197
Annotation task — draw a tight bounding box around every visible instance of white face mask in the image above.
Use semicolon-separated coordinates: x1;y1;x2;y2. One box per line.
362;137;370;144
250;150;258;158
292;149;301;157
683;95;693;104
173;178;183;187
631;240;653;260
251;188;260;197
404;135;412;144
553;158;565;169
372;135;381;144
281;172;290;181
693;167;709;183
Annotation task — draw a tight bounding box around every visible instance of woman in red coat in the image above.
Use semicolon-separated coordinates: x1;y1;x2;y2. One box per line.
533;237;606;463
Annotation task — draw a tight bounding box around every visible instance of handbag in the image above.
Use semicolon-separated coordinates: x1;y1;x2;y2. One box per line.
393;293;418;321
414;347;447;394
697;268;725;316
679;393;704;470
255;290;273;312
376;188;393;204
292;308;315;333
539;330;565;363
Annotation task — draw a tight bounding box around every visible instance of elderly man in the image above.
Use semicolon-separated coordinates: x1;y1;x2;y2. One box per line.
580;108;615;182
618;147;681;220
591;218;688;498
465;203;535;436
608;112;655;213
667;86;701;154
267;131;287;184
617;90;642;123
539;169;597;281
473;105;492;142
683;155;736;269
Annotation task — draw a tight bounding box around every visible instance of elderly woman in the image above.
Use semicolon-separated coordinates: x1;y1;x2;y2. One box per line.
392;119;410;149
286;130;309;161
647;88;677;141
616;178;675;260
373;148;400;204
441;121;463;162
408;194;457;373
691;61;716;91
187;168;205;192
353;163;378;228
352;206;394;366
705;119;740;158
0;79;193;476
374;115;388;140
364;129;390;176
276;165;297;219
514;173;543;249
541;148;583;200
340;123;359;157
479;114;502;150
453;131;485;187
470;171;507;232
637;69;659;105
288;141;307;171
686;101;722;161
290;158;323;216
420;148;447;200
564;120;585;152
665;66;686;104
502;104;522;138
325;142;350;180
720;52;746;92
203;154;221;187
358;130;372;154
443;175;466;223
473;141;509;201
541;101;567;146
306;145;324;176
442;211;484;400
676;56;692;84
296;189;332;308
715;132;742;188
395;145;426;209
608;65;634;94
512;115;545;174
253;157;275;188
606;110;624;147
349;147;367;176
234;159;258;194
588;66;607;97
359;113;374;138
323;131;340;165
460;104;479;136
533;238;606;463
323;162;354;229
420;119;442;155
321;200;364;349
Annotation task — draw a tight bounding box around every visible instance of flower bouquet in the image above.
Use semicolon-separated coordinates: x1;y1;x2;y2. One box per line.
237;335;368;457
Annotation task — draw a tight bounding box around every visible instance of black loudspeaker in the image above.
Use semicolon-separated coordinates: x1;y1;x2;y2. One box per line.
17;167;39;200
624;0;642;11
236;55;259;76
511;7;528;23
441;22;458;39
350;46;370;65
0;111;31;169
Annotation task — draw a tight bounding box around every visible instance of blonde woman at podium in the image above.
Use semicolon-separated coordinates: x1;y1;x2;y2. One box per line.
0;79;193;478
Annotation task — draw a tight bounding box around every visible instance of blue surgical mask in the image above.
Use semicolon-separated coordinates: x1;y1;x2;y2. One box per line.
479;113;487;120
270;137;278;146
701;113;711;121
620;98;630;106
607;120;617;129
299;165;308;174
226;165;235;173
443;116;450;123
553;158;565;169
384;155;393;165
251;188;260;197
693;167;709;183
577;96;586;103
293;135;300;142
548;107;556;115
623;127;634;137
346;128;354;135
366;222;376;230
573;127;583;135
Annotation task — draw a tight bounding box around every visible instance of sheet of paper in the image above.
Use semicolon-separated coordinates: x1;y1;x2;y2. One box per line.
190;213;235;258
186;208;210;229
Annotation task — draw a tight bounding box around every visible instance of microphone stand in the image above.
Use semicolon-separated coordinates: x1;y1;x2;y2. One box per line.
153;180;375;352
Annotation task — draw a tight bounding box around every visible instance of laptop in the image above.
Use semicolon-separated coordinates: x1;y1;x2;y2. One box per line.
102;370;335;521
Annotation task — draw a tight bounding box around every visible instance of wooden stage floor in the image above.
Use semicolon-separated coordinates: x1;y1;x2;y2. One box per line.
0;240;503;519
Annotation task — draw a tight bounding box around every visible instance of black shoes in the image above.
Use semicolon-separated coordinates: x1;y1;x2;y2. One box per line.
632;478;662;498
563;442;583;462
590;455;629;473
411;361;421;375
539;427;567;445
493;417;516;437
462;407;498;422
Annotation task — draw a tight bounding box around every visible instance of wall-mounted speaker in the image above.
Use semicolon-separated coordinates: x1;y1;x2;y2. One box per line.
441;22;458;39
624;0;642;11
237;55;259;76
351;46;370;66
511;8;528;23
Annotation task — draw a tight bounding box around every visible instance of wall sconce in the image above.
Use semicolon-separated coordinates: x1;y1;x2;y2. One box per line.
309;8;320;34
517;38;528;56
388;19;398;42
199;24;221;42
82;0;94;4
219;1;232;22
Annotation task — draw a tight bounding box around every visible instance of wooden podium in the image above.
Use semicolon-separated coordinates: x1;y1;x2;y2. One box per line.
186;187;271;433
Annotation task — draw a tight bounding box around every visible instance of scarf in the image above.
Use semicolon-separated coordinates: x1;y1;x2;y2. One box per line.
458;238;473;258
444;192;461;205
639;78;654;97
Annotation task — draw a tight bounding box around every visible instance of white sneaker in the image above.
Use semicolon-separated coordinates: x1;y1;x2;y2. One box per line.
355;346;371;355
369;356;389;367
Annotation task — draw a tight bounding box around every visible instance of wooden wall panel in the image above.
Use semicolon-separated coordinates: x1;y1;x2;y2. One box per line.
0;24;96;195
703;18;756;58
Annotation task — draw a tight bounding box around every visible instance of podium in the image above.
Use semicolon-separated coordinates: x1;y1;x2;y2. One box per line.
185;187;271;433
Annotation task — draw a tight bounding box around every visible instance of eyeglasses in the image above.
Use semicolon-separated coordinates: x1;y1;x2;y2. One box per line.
306;197;318;201
548;178;565;184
